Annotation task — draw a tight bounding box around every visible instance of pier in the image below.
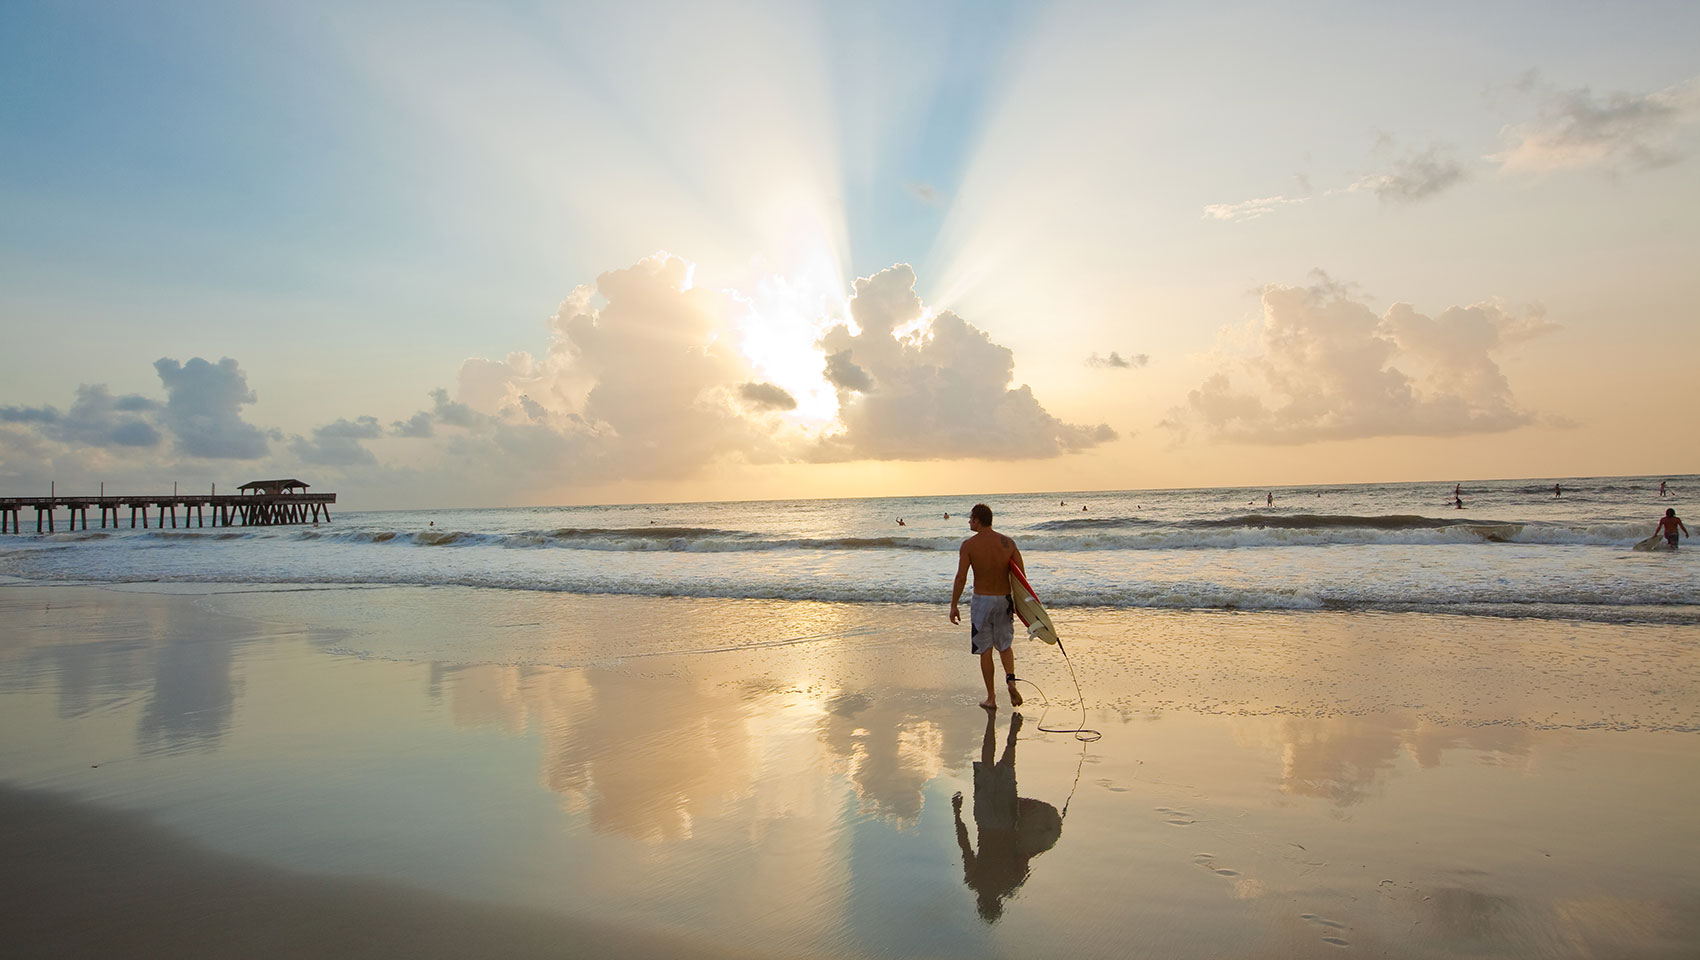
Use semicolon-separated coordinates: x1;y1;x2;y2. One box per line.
0;479;335;534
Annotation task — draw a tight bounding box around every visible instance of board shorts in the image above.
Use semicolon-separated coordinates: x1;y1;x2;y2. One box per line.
1668;533;1681;547
970;594;1014;655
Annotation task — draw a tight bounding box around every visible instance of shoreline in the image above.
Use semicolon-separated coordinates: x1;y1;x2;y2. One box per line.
2;582;1697;958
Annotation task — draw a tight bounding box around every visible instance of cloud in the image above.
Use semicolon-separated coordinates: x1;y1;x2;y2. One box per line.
1176;273;1555;444
1494;76;1700;173
153;357;272;459
2;385;162;448
391;411;435;438
822;350;874;392
1202;194;1309;222
1085;351;1149;369
290;416;384;466
393;254;782;484
904;181;942;206
737;381;797;411
1352;145;1468;202
1210;137;1470;223
813;264;1115;460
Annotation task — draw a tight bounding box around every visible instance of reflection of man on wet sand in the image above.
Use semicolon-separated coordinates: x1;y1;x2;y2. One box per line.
950;711;1062;923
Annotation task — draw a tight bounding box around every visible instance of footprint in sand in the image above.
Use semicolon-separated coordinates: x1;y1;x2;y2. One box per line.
1156;806;1196;825
1300;914;1350;946
1192;853;1239;876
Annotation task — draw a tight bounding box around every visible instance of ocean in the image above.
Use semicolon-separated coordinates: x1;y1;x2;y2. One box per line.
2;475;1695;624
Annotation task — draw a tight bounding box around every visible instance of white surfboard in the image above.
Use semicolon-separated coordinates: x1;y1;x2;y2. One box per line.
1633;534;1667;552
1008;562;1059;645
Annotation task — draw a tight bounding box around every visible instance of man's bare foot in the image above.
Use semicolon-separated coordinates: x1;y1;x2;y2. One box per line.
1007;683;1023;707
980;697;996;709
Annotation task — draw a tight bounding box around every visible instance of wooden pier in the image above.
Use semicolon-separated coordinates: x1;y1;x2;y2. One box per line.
0;479;335;534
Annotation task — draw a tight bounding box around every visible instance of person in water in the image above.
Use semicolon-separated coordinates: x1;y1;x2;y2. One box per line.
949;503;1025;710
1655;508;1688;549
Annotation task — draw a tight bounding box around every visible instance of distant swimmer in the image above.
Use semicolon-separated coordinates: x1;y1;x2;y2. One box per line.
949;504;1025;710
1266;492;1273;506
944;512;950;519
1454;497;1465;509
1554;483;1562;498
1655;508;1688;549
1660;480;1668;497
898;518;906;526
1081;505;1087;512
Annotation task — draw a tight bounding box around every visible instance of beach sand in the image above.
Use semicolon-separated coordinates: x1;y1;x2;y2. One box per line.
2;582;1698;958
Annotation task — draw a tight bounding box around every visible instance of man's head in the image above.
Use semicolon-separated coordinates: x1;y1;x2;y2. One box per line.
969;503;993;531
1669;508;1678;518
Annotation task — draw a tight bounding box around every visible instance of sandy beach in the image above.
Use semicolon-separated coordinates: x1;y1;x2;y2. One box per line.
2;581;1698;958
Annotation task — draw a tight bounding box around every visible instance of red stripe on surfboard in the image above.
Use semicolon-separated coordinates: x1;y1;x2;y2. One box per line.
1008;560;1041;627
1008;560;1040;601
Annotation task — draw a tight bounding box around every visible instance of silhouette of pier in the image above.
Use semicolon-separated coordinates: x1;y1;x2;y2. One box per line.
0;479;334;534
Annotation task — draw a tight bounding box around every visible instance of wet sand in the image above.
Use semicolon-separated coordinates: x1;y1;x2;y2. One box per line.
1;583;1698;958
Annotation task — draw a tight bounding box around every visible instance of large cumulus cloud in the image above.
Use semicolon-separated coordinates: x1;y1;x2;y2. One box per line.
812;265;1114;460
1174;273;1555;444
393;254;785;484
153;357;272;459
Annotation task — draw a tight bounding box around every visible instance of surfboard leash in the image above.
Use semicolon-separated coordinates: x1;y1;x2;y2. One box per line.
1014;636;1101;742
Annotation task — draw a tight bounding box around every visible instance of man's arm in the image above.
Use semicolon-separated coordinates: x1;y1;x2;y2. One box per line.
1010;542;1025;576
949;544;971;623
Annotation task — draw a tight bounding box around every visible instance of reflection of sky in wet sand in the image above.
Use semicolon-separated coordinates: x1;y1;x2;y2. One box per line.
1;585;1697;958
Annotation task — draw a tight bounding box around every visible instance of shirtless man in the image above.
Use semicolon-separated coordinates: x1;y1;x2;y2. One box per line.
1655;508;1688;549
949;503;1025;710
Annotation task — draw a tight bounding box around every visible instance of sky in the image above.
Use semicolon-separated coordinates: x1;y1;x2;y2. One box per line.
2;0;1697;509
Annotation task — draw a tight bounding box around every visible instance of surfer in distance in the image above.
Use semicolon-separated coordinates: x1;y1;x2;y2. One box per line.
1655;508;1687;549
949;503;1025;710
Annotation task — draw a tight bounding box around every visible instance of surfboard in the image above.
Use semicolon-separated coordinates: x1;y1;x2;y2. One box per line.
1633;534;1667;552
1008;562;1059;645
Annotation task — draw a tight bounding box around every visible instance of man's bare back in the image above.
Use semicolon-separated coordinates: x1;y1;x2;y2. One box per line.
961;530;1020;596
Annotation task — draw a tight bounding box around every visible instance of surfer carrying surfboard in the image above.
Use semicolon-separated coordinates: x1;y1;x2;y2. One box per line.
949;503;1026;710
1655;508;1688;549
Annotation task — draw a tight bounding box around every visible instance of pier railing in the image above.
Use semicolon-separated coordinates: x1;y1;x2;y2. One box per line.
0;493;336;534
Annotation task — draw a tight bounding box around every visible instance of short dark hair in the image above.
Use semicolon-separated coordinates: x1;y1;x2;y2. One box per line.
970;503;993;527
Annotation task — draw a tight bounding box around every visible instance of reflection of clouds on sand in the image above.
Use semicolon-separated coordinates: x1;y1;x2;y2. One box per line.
441;664;755;844
0;589;246;755
1270;714;1533;807
440;659;980;837
817;692;972;825
136;607;241;754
